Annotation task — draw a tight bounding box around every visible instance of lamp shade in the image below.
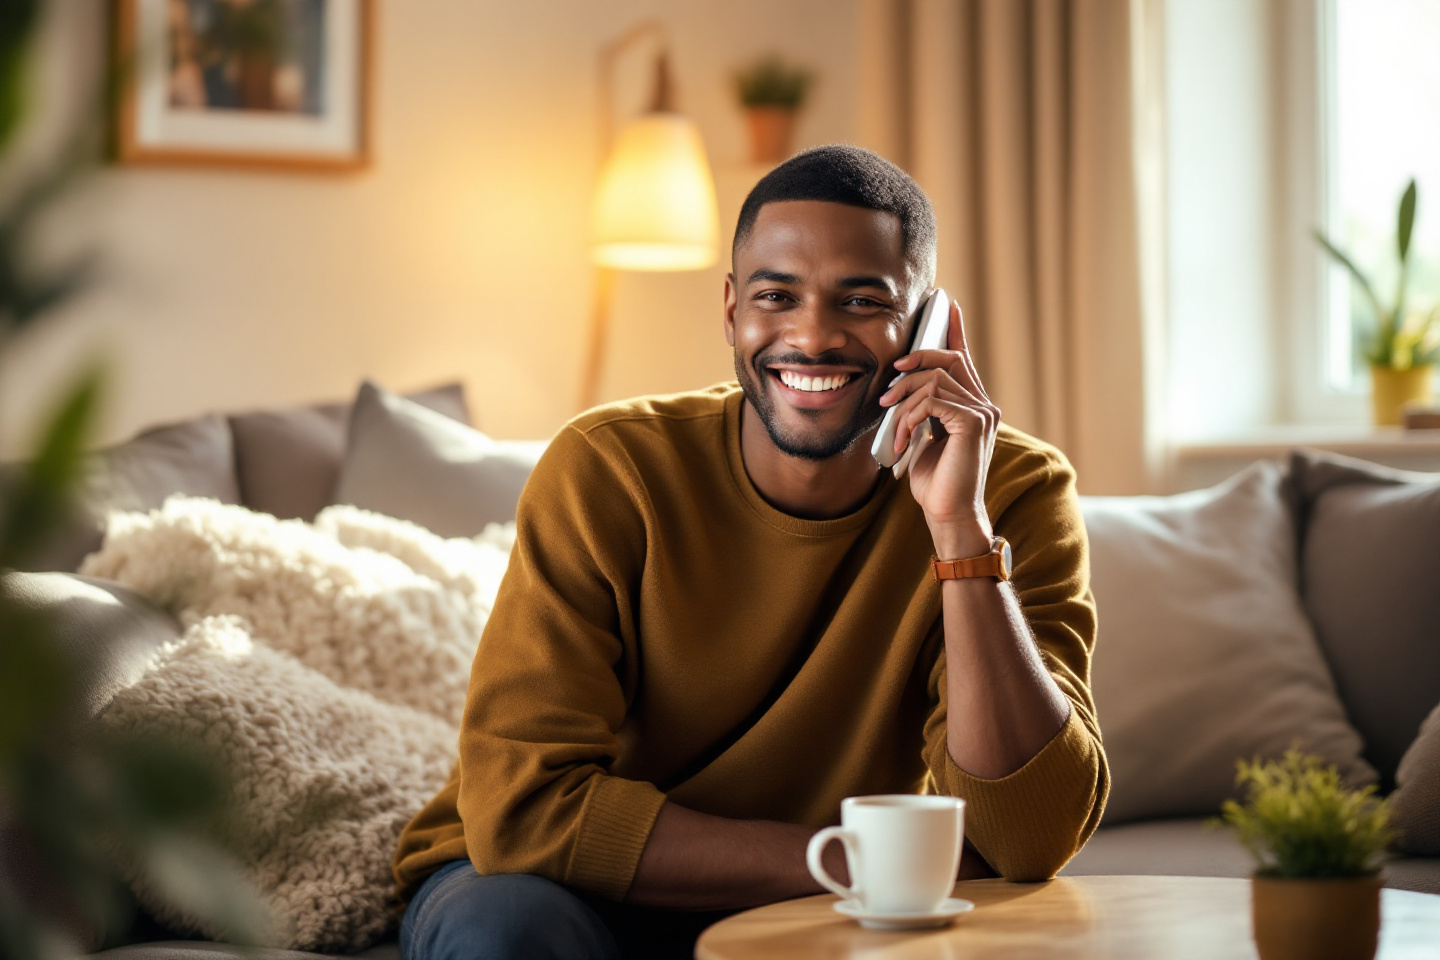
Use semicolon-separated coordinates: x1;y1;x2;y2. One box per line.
591;112;719;271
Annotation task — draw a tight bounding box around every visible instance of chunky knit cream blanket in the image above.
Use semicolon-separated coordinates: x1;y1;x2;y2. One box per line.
80;497;514;952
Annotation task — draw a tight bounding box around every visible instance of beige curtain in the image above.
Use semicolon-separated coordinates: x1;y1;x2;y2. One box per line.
857;0;1157;495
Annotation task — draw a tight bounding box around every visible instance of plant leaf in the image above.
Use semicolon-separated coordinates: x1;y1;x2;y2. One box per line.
1398;178;1418;262
0;0;41;151
1312;228;1385;325
137;834;275;946
0;365;103;569
9;255;97;330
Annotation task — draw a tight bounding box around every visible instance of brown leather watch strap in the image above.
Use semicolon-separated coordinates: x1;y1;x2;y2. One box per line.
931;537;1012;582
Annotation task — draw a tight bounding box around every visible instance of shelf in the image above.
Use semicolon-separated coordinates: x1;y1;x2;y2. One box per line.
1177;425;1440;459
1170;426;1440;491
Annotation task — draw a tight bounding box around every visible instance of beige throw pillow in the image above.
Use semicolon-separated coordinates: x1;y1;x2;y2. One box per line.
1391;701;1440;856
1082;461;1375;824
333;381;547;537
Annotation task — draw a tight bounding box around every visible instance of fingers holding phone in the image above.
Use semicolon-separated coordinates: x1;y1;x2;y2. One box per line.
878;297;1001;530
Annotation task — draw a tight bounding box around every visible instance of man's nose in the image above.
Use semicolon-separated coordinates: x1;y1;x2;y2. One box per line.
782;303;848;356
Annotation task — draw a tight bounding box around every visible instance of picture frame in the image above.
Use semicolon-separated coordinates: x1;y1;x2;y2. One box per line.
115;0;373;172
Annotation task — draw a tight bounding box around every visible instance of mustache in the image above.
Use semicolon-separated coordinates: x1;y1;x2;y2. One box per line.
757;351;878;374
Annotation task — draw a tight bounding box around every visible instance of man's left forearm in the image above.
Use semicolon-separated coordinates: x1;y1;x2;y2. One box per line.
933;524;1071;780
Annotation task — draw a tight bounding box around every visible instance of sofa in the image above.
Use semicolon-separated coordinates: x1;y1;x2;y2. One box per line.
2;380;1438;960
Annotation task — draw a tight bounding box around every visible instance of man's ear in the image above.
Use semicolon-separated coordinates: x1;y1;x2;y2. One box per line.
723;273;738;347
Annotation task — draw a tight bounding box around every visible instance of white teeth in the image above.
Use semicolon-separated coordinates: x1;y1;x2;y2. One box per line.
779;370;851;392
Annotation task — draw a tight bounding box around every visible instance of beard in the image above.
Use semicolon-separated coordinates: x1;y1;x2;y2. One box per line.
734;349;885;461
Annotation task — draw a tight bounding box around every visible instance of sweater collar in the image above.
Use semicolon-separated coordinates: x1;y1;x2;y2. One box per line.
722;387;899;538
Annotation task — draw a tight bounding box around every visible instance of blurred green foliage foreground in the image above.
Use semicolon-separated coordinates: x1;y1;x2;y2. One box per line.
0;3;265;957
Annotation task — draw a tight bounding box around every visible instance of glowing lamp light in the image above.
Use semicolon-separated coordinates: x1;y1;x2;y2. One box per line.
591;112;719;271
578;31;719;410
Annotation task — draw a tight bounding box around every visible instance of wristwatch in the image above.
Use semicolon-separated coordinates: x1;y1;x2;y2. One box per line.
931;537;1012;582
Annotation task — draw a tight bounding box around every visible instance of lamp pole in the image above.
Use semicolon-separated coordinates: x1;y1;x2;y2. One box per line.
579;21;668;413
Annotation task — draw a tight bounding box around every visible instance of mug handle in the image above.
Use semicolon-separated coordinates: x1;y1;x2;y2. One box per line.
806;827;859;901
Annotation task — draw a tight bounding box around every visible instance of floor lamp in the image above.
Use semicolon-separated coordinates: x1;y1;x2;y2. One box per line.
578;23;720;412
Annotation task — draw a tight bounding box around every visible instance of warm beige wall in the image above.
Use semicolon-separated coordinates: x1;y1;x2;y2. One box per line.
0;0;860;456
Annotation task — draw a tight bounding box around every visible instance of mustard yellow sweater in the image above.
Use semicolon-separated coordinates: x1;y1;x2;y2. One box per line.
394;384;1107;901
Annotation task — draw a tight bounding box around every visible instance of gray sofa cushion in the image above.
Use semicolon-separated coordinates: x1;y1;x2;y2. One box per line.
91;941;399;960
8;416;241;574
1289;448;1440;788
1062;819;1440;894
333;381;545;537
1061;819;1254;879
229;383;469;523
1082;462;1373;824
0;572;181;718
1391;700;1440;856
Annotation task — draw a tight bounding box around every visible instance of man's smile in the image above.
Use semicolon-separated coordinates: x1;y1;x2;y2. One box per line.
763;364;869;411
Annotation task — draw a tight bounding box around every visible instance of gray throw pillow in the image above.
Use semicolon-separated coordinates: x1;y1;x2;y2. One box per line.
229;383;469;522
1082;461;1375;824
1391;700;1440;856
333;381;547;537
8;415;240;573
1289;448;1440;789
0;571;181;718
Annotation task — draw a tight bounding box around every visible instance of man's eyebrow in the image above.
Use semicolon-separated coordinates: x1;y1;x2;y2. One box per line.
744;270;898;295
746;269;801;285
838;275;898;295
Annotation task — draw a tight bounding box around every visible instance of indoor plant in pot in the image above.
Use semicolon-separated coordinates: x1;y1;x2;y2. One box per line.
732;54;814;165
1314;179;1440;426
1220;750;1395;960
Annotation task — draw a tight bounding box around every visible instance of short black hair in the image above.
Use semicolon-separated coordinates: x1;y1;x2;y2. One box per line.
732;144;937;288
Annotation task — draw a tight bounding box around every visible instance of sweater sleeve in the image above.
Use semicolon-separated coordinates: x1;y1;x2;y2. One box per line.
455;424;666;901
921;439;1109;881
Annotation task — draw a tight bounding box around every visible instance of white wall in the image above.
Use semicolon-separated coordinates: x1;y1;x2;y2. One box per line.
0;0;859;456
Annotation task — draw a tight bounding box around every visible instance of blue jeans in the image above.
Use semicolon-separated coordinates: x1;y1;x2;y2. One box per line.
400;860;732;960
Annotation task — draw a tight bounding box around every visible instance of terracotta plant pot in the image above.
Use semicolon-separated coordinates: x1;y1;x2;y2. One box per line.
1251;874;1381;960
1371;364;1435;426
746;107;797;165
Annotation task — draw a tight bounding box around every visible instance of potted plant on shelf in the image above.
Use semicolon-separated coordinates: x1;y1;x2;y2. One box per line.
1314;179;1440;426
732;54;814;165
1219;750;1395;960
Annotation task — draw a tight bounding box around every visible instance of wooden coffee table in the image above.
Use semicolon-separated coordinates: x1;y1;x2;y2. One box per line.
695;875;1440;959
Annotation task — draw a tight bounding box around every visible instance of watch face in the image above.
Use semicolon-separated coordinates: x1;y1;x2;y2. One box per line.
998;539;1013;579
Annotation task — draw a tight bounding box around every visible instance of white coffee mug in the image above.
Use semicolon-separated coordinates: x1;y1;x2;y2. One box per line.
806;794;965;915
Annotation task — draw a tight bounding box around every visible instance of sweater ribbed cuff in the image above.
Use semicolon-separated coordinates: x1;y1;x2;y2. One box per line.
565;775;667;900
942;710;1104;881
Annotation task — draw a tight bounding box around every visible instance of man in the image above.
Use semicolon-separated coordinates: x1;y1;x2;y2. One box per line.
393;145;1108;960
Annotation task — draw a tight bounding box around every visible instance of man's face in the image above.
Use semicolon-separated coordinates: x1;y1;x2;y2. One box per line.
725;200;921;461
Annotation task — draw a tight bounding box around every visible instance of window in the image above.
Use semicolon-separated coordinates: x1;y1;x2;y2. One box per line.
1324;0;1440;392
1161;0;1440;441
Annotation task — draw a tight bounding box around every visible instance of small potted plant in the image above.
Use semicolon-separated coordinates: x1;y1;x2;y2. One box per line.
732;54;814;165
1219;750;1396;960
1314;179;1440;426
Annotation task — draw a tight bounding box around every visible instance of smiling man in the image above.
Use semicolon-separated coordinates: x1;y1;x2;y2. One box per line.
393;146;1108;960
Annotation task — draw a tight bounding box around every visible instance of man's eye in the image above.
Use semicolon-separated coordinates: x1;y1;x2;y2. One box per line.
757;291;790;303
846;297;886;308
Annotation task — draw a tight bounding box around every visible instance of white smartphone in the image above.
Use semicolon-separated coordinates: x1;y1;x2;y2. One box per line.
870;288;950;478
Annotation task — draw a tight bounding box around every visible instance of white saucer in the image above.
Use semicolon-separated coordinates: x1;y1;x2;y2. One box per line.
833;896;975;930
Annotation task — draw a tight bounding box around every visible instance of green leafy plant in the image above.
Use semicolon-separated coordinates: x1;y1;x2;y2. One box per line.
0;4;268;958
732;54;814;110
1218;750;1395;879
1314;178;1440;370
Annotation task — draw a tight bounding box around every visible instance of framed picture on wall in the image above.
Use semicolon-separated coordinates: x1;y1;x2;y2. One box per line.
115;0;373;171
